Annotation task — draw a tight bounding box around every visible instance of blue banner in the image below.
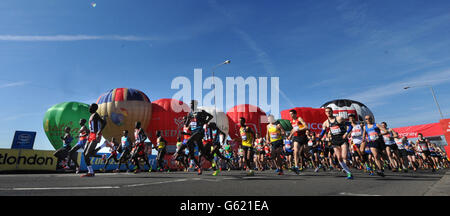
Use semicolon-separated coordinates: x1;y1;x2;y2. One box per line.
11;131;36;149
77;152;158;172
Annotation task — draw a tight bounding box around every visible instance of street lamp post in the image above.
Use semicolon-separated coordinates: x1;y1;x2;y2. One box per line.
404;85;444;119
211;60;231;124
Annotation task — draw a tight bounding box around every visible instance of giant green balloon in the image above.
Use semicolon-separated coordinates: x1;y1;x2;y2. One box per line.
43;102;91;150
277;119;293;132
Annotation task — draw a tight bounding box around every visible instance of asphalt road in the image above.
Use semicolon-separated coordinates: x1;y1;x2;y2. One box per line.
0;169;448;196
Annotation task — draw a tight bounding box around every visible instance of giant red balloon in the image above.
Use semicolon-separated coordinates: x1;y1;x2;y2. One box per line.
146;99;190;152
280;107;327;134
227;104;268;140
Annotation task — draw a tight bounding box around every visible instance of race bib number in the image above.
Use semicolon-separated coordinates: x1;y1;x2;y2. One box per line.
308;140;313;147
190;121;197;130
204;129;211;140
420;144;428;150
330;126;341;135
240;130;248;141
293;126;299;132
351;128;361;137
285;143;291;149
270;133;278;140
369;131;379;141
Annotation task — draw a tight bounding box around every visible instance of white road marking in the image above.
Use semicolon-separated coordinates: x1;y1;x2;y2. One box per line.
339;192;381;196
0;186;120;191
200;178;221;182
242;177;265;179
0;173;119;178
223;177;237;180
0;178;189;191
124;178;188;187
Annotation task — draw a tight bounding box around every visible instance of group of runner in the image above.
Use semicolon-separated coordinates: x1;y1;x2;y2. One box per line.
237;111;448;177
56;101;449;178
54;103;167;177
221;107;449;179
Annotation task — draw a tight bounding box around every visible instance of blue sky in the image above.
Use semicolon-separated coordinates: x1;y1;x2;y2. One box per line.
1;0;450;150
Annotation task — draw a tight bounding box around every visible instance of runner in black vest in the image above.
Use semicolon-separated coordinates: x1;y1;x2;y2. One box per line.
174;100;213;175
416;133;436;172
319;107;353;179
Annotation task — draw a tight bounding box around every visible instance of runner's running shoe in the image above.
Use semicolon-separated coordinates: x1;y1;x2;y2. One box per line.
346;173;353;180
376;171;385;177
81;173;95;177
293;166;300;175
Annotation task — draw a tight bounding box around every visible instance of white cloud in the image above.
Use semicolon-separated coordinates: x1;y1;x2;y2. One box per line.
307;78;341;88
377;107;450;128
0;35;159;42
209;0;295;112
235;28;296;110
0;81;29;88
347;69;450;105
3;113;42;121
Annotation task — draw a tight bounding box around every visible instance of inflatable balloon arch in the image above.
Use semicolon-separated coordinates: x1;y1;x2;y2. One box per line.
44;88;376;169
